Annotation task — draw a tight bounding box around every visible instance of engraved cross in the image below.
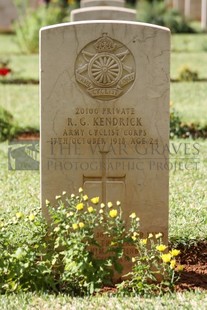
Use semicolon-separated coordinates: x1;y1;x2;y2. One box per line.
83;151;125;204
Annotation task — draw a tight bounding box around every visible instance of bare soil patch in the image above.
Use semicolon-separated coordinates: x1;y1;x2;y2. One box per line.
176;241;207;291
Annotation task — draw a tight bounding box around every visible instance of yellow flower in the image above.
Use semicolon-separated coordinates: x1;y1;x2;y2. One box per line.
155;233;163;239
100;203;105;208
76;203;84;211
62;191;66;195
66;211;74;217
110;241;117;246
83;195;88;201
177;265;184;272
72;223;78;230
54;226;60;232
148;233;153;239
16;212;23;219
78;187;83;193
136;217;140;221
99;209;103;214
45;199;50;205
156;244;167;252
88;206;94;213
107;201;113;208
170;249;180;257
55;195;61;200
170;259;176;269
109;209;118;218
132;257;136;263
116;201;121;206
71;194;75;198
79;222;84;228
129;212;136;219
91;197;99;204
132;232;139;240
140;239;147;245
161;253;172;263
29;214;35;221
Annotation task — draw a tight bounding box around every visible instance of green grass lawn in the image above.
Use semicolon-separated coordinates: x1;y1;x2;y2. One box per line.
0;142;39;212
171;34;207;80
0;34;20;55
171;52;207;80
169;139;207;245
8;54;39;80
171;34;207;53
0;291;207;310
0;84;39;129
0;34;39;81
170;82;207;125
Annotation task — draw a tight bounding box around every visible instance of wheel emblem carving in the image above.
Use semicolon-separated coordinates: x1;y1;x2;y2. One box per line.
75;33;136;101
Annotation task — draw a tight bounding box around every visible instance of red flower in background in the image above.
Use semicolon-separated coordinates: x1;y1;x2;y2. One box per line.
0;67;11;76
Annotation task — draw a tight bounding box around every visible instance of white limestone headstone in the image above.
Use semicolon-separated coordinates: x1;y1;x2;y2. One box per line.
80;0;125;8
40;20;170;276
71;7;136;22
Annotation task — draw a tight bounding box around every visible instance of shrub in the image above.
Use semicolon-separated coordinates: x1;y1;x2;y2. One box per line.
0;191;139;295
137;0;195;33
170;108;183;138
170;107;207;139
178;65;199;82
0;190;181;295
0;106;18;141
0;206;50;293
117;233;182;296
45;192;139;295
15;4;69;54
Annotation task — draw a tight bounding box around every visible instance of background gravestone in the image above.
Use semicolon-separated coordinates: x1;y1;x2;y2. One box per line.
0;0;17;31
71;7;136;21
173;0;185;15
185;0;201;21
72;0;136;22
80;0;125;7
202;0;207;29
40;21;170;275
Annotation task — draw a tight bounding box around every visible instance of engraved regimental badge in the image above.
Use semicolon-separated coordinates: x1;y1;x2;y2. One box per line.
75;33;136;101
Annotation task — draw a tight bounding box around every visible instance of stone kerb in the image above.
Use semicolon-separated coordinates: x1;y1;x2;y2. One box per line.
80;0;125;8
71;7;137;22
